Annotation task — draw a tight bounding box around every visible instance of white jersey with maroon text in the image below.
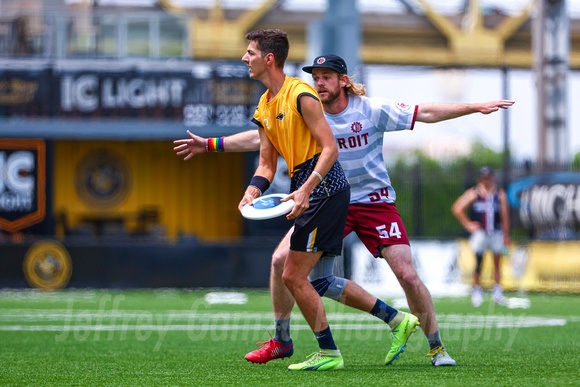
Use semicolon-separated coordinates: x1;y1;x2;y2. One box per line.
324;94;418;204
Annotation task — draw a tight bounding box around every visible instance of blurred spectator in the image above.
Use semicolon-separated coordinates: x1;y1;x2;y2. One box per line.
452;167;511;307
13;16;33;55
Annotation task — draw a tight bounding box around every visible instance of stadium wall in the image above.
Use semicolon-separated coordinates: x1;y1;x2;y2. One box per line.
0;237;278;289
52;140;246;241
2;236;580;291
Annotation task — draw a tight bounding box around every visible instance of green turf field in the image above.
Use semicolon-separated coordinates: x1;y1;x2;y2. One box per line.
1;289;578;386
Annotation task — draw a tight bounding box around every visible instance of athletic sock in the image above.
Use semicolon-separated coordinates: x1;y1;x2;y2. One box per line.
274;318;291;344
426;330;443;350
370;299;400;328
314;326;337;350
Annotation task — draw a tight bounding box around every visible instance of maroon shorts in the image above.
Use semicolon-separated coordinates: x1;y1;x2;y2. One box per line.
344;202;410;258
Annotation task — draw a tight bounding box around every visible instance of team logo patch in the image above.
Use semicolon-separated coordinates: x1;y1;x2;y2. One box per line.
351;122;363;133
75;149;131;208
396;102;411;111
23;239;72;290
276;110;287;121
317;57;326;64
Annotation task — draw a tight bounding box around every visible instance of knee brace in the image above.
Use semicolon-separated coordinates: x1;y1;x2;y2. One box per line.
310;274;347;301
308;253;348;301
475;253;484;274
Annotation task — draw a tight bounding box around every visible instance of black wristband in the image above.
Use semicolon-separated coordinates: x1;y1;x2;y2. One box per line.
249;175;270;195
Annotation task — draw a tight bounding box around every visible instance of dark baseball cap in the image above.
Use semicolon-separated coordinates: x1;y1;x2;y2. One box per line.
302;54;348;75
479;166;494;177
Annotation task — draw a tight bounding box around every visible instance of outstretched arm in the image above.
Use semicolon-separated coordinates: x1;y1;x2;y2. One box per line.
173;129;260;160
416;100;514;123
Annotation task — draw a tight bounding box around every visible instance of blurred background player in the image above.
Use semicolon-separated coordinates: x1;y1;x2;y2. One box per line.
174;54;514;367
452;166;511;307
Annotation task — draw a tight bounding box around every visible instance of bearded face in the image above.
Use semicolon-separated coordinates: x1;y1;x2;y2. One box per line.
312;69;343;105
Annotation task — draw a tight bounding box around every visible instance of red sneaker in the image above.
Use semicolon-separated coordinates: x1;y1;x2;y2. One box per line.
245;337;294;363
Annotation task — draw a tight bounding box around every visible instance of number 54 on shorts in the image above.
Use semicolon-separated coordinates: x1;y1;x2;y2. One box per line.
376;223;402;239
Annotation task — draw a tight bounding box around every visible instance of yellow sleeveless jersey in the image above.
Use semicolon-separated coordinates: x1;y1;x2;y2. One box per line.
251;76;322;177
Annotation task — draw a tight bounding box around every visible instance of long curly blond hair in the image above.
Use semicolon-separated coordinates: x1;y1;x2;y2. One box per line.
345;75;366;96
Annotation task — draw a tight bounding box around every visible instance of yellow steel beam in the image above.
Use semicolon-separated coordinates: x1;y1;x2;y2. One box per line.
158;0;280;59
360;45;530;67
154;0;580;68
415;0;460;38
414;0;535;66
236;0;281;31
495;1;536;40
157;0;184;13
465;0;483;33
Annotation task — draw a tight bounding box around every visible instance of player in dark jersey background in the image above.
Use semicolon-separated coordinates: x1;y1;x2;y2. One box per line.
452;167;511;307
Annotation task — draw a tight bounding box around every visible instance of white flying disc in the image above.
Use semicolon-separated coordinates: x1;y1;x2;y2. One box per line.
241;193;295;220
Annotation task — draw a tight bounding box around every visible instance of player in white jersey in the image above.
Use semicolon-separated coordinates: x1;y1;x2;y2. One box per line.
174;54;514;367
331;96;414;205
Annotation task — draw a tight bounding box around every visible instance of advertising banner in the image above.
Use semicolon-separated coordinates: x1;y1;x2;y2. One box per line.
0;139;46;232
352;238;580;296
350;239;466;297
0;61;271;138
0;67;53;117
507;172;580;238
0;62;264;127
457;239;580;293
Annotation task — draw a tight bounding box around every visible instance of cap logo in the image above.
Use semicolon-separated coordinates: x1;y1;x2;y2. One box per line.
316;57;326;64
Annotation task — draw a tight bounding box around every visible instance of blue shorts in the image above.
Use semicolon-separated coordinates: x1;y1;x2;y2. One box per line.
290;188;350;255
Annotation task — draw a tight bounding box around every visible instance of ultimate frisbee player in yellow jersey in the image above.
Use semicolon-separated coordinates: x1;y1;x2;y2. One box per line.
239;29;350;371
251;76;349;203
252;77;322;183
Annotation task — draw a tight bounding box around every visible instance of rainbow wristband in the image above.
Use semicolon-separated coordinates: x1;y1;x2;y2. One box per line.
207;137;225;152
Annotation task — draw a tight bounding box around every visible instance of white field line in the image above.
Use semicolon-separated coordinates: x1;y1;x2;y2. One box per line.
0;319;569;332
1;310;579;321
0;324;382;332
0;310;577;331
0;310;280;322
